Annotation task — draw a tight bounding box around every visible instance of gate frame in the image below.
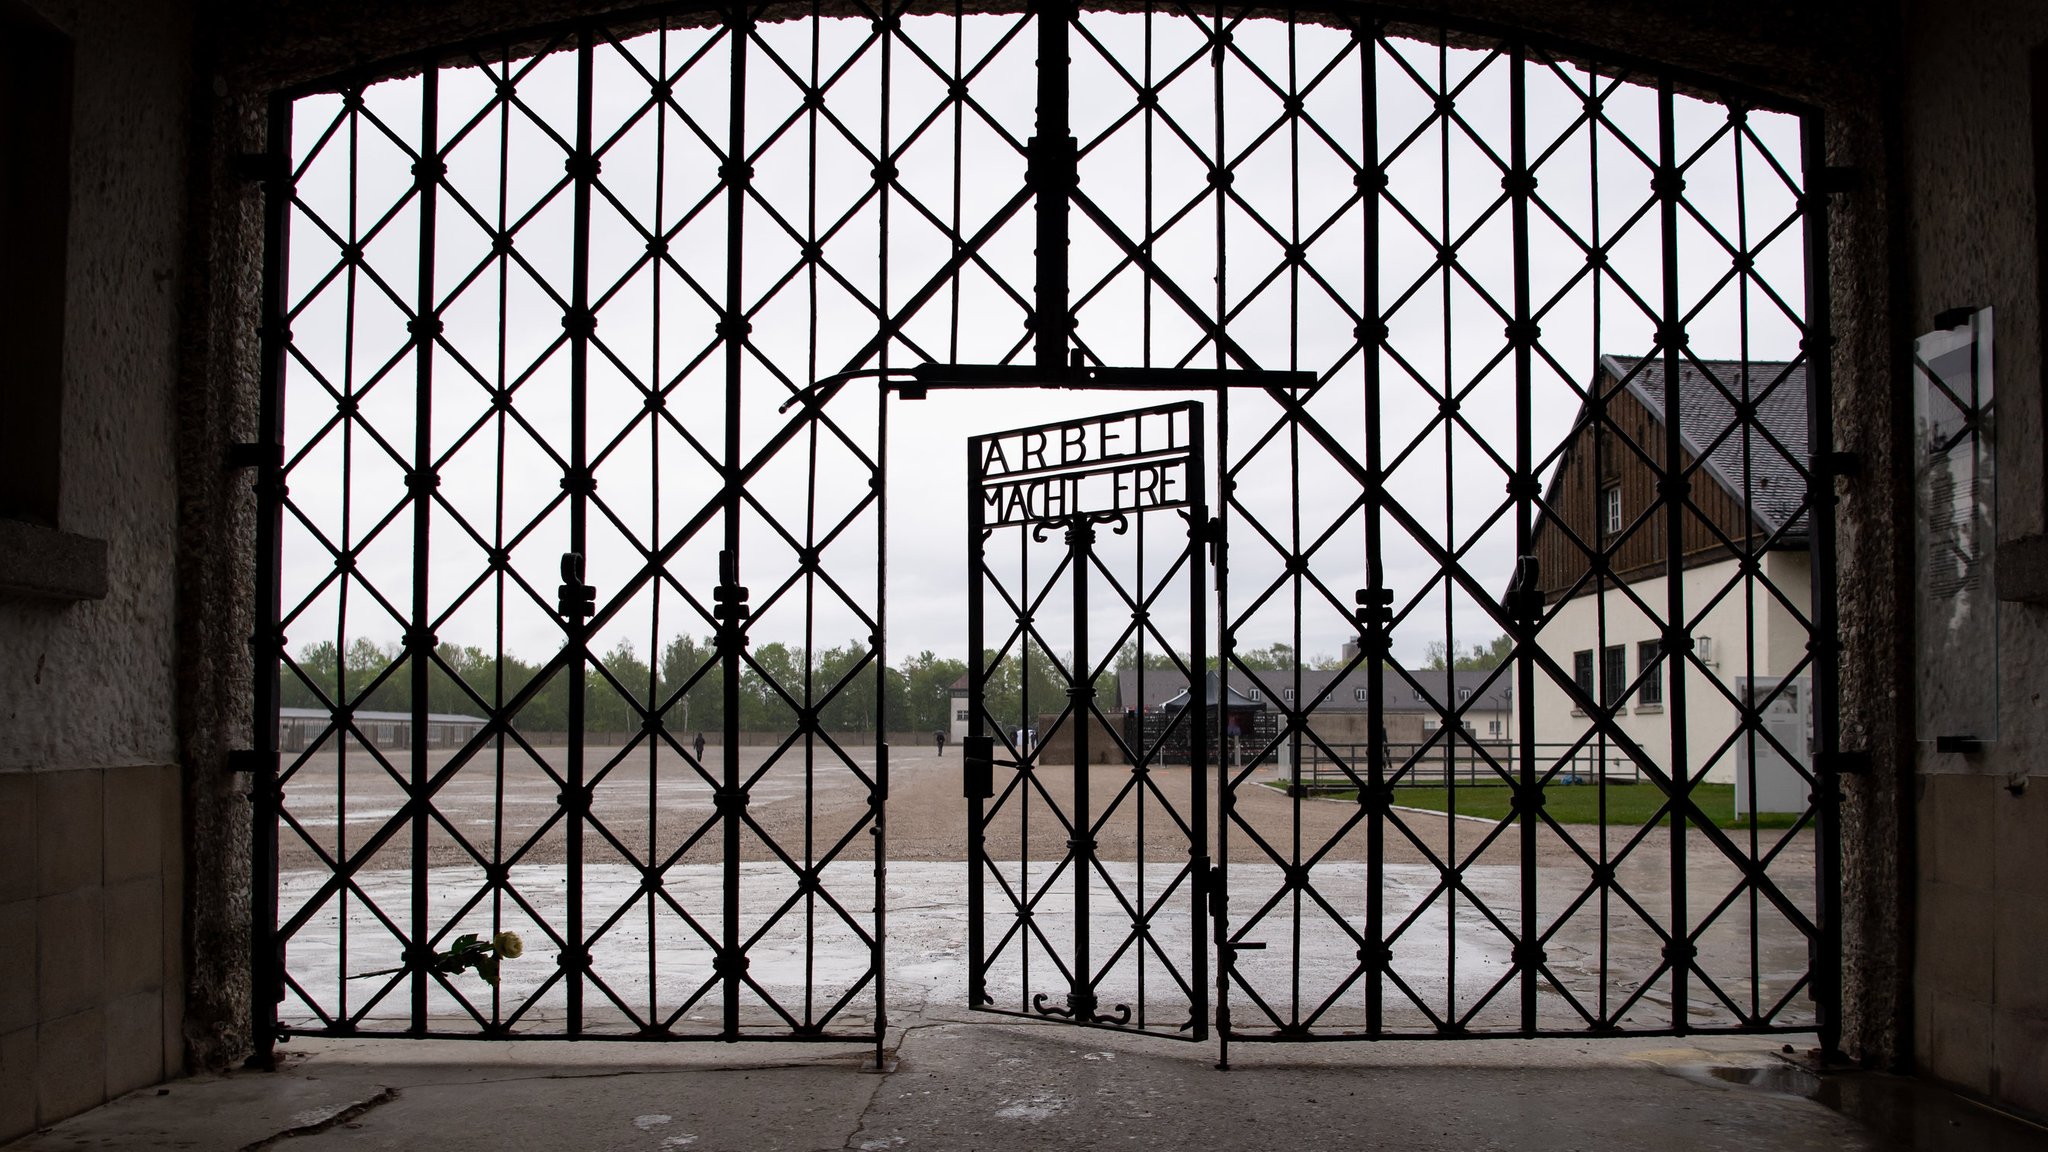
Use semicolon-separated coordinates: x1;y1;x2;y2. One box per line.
242;0;1843;1068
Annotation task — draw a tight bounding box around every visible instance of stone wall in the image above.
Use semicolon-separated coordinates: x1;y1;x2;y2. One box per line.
0;0;197;1140
1899;0;2048;1119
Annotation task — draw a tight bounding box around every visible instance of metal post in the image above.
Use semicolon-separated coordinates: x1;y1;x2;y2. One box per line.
1508;46;1537;1037
565;33;594;1037
1031;0;1072;368
1656;79;1692;1034
1801;110;1844;1058
409;58;439;1039
966;437;988;1009
1359;15;1386;1041
1066;518;1095;1020
720;9;751;1043
1186;405;1210;1043
246;90;294;1070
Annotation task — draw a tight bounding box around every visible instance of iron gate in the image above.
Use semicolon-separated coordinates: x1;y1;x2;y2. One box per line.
964;401;1210;1037
245;0;1841;1066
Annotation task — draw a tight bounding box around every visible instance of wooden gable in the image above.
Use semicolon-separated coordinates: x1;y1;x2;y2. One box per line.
1533;367;1766;604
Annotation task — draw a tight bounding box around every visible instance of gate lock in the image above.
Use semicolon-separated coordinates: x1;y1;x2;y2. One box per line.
962;736;994;799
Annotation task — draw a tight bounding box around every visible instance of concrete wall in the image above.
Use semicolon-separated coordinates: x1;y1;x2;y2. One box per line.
0;0;196;1140
1899;0;2048;1119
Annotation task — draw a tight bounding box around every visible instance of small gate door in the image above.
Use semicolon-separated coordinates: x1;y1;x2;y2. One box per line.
964;402;1211;1038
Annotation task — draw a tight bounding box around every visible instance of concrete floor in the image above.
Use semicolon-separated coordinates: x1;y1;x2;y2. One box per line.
7;1020;2047;1152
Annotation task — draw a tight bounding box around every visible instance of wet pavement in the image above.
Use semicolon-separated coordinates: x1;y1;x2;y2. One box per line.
3;743;1959;1151
270;743;1818;1039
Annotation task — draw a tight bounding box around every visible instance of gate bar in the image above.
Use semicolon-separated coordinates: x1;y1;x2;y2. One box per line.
1031;0;1073;368
409;57;441;1039
1801;110;1844;1058
1066;521;1095;1020
901;364;1315;391
247;89;295;1071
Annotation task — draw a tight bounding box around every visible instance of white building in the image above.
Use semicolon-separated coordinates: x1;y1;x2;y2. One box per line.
1518;356;1813;786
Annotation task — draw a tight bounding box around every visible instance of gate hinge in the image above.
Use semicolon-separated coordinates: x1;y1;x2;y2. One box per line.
228;749;277;774
1817;750;1871;775
1813;166;1863;196
226;441;282;471
227;442;287;499
233;151;291;187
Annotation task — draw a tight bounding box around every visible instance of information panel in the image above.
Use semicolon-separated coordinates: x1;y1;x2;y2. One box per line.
1913;307;1998;746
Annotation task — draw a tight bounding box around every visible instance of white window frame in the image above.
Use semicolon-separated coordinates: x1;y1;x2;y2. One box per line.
1603;485;1622;535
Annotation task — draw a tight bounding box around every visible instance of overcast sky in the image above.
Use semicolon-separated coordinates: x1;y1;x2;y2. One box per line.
274;12;1807;677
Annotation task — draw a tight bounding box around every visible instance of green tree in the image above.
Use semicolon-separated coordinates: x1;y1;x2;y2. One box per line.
978;643;1070;735
658;633;722;740
1233;641;1296;672
898;650;969;732
1424;634;1513;671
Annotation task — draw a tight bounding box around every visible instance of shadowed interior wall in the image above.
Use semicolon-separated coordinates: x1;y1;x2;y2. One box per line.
1899;0;2048;1121
0;0;196;1141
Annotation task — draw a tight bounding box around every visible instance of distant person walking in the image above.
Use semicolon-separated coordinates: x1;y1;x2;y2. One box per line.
934;729;947;754
692;732;706;763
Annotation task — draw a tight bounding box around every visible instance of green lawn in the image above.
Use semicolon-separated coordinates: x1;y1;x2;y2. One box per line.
1268;780;1809;830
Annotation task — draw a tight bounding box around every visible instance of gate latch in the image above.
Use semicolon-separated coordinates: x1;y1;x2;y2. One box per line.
713;550;749;649
557;552;596;620
1195;516;1224;564
962;736;994;799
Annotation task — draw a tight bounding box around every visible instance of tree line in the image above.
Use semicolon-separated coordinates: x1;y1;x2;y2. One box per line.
278;633;1510;734
280;637;970;736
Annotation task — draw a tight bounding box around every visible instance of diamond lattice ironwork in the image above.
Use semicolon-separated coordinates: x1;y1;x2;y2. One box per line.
246;0;1843;1063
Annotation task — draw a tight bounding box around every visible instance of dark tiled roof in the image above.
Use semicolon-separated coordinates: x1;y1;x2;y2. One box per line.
1600;354;1810;539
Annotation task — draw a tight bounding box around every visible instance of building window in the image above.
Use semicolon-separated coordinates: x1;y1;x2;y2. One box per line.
1353;686;1369;703
1602;644;1627;709
1488;719;1501;737
1247;688;1262;702
1412;689;1424;703
1602;485;1622;535
955;709;970;721
1421;717;1439;731
1457;687;1472;702
1636;640;1662;706
1573;650;1594;701
1282;687;1295;704
0;3;73;527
